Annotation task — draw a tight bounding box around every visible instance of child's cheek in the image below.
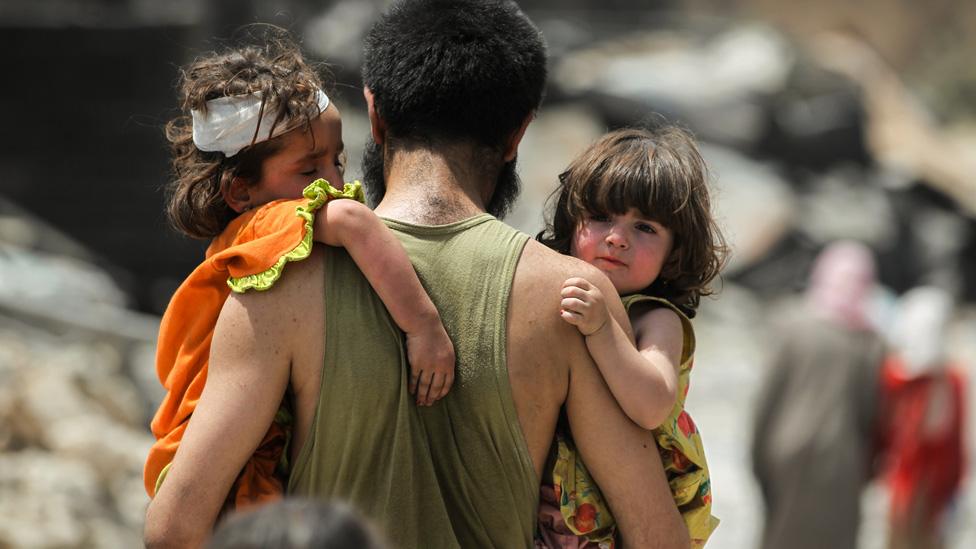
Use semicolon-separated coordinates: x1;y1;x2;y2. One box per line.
571;225;597;260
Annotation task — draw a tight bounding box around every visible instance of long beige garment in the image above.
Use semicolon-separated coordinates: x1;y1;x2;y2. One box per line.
751;314;885;549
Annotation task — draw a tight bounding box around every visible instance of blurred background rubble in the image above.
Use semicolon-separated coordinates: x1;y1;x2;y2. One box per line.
0;0;973;547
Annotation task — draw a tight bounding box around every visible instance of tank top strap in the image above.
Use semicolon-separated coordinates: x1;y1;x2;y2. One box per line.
622;293;696;368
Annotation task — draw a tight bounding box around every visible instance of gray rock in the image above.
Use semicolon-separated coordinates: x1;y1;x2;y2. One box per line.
17;366;94;448
795;165;898;248
811;33;976;217
303;0;381;70
0;322;156;547
554;24;794;148
110;474;152;531
699;143;797;275
86;515;145;549
0;451;99;547
508;103;607;236
48;415;153;481
0;243;128;308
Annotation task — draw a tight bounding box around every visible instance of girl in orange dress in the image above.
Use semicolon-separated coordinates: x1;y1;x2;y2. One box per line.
535;125;727;548
145;37;455;511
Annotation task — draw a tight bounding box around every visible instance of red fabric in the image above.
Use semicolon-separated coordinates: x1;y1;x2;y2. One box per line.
878;356;967;527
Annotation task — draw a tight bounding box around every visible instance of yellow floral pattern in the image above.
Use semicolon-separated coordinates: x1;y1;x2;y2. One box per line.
545;294;719;548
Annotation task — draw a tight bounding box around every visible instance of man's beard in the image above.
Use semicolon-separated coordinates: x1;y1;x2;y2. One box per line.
361;140;387;209
361;139;521;219
487;160;521;220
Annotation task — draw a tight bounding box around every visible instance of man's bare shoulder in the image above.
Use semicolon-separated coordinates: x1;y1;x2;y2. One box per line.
226;245;326;338
511;240;617;337
517;239;608;286
227;245;326;401
514;240;630;341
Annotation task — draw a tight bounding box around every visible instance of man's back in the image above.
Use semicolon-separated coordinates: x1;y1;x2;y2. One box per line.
285;243;459;549
231;204;689;549
291;215;539;548
391;215;538;546
289;213;686;548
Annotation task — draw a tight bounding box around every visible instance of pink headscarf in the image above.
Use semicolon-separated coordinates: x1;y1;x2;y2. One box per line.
806;240;878;331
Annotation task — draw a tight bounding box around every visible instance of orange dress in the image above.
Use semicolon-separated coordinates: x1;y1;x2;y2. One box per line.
144;180;363;509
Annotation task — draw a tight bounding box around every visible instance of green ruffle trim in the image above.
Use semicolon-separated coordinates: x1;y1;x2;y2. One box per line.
154;461;172;496
227;179;365;293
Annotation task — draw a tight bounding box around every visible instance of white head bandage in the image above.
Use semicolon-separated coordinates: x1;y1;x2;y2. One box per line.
191;89;330;157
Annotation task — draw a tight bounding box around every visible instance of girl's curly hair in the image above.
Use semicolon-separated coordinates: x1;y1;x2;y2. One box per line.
537;124;729;317
164;33;330;239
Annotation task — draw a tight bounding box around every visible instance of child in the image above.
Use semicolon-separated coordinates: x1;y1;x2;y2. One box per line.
144;37;455;511
535;125;727;548
878;286;966;549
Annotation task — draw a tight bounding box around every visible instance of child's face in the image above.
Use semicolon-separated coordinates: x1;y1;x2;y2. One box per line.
570;208;674;295
250;102;346;204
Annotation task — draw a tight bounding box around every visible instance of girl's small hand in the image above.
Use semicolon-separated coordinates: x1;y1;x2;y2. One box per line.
405;316;456;406
560;277;610;337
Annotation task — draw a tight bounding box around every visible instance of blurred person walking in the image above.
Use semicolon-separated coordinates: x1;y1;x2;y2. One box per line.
877;286;967;549
751;240;887;549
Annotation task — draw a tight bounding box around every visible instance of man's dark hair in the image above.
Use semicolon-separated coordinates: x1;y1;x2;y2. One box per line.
362;0;547;149
164;32;329;239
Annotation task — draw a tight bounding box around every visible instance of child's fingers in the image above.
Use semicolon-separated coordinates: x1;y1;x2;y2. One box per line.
561;286;599;308
560;283;592;300
439;372;455;399
560;308;582;325
415;370;433;406
563;277;592;290
432;369;455;401
560;297;590;314
409;371;419;395
426;372;446;405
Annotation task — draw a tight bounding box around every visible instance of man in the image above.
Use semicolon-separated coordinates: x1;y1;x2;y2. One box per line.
145;1;688;547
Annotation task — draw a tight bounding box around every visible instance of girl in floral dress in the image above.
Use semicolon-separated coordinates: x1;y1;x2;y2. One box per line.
536;124;727;548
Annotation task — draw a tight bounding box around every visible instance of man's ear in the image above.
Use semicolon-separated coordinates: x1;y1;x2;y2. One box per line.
363;86;386;145
502;112;534;162
221;176;253;213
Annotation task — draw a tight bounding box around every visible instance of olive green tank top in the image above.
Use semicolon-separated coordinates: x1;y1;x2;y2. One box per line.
288;214;536;549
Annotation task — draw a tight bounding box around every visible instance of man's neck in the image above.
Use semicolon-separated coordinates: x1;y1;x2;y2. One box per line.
373;146;496;225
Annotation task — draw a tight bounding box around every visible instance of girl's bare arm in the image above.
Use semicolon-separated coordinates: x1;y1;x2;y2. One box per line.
314;199;455;405
560;277;679;429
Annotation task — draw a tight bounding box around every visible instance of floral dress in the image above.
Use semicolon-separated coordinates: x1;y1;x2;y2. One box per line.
536;294;719;548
